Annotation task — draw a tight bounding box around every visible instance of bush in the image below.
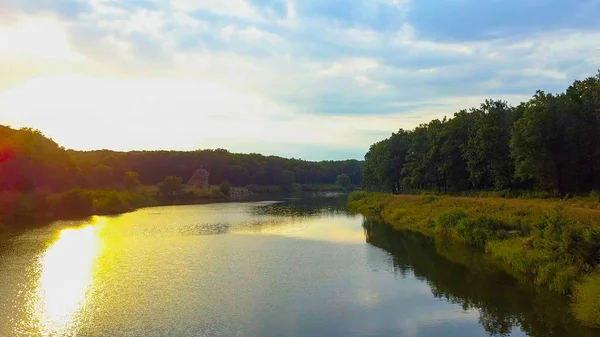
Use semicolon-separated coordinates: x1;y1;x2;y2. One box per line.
590;190;600;202
437;209;468;233
55;189;94;218
92;191;131;215
348;191;368;202
419;195;439;204
452;217;510;247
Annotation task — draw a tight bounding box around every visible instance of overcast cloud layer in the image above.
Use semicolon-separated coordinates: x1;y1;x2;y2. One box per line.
1;0;599;160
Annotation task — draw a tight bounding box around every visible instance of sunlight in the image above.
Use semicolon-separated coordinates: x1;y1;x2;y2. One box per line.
33;223;102;335
0;16;82;61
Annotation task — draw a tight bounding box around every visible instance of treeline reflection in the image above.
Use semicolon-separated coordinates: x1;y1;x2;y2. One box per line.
362;218;597;337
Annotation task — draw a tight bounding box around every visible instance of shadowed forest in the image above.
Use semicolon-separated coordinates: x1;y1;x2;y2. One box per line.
0;125;362;228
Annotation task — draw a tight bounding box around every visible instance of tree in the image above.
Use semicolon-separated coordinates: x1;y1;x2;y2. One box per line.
123;171;140;190
464;100;515;190
158;176;183;201
511;92;570;193
335;174;351;190
219;180;231;196
279;170;295;192
91;165;114;187
55;189;93;217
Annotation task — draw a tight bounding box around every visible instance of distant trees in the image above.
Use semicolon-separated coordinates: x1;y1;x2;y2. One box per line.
158;176;183;201
362;72;600;195
336;174;351;190
123;171;140;190
219;180;231;196
91;165;114;187
0;125;363;194
55;189;93;217
279;170;295;192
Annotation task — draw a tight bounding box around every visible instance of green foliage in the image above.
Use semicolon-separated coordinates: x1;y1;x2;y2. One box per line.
123;171;140;190
348;190;368;203
91;191;132;215
90;165;114;187
464;100;515;189
219;180;231;196
590;190;600;202
279;170;295;192
418;195;439;204
457;217;511;247
335;174;351;190
158;176;183;201
55;189;94;218
0;126;363;194
362;72;600;196
437;209;468;233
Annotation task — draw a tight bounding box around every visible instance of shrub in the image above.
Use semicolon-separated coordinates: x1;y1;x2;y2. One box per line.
437;209;468;233
452;216;509;247
419;195;439;204
55;189;94;218
348;191;368;202
92;192;131;215
590;190;600;202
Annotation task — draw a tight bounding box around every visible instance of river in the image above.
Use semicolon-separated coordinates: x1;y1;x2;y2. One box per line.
0;196;595;336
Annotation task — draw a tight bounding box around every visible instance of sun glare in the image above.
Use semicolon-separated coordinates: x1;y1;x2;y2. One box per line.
0;16;82;61
33;224;102;335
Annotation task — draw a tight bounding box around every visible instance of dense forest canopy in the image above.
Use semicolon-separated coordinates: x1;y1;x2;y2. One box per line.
362;72;600;195
0;125;363;192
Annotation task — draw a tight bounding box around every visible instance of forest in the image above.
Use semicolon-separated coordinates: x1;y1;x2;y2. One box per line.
362;72;600;196
0;125;362;227
0;125;362;192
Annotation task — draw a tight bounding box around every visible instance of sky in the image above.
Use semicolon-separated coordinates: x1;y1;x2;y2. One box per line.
0;0;599;160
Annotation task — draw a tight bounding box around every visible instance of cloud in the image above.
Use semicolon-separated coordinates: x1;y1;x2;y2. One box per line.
0;0;599;160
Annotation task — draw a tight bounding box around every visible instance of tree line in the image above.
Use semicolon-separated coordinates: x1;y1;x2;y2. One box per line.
362;72;600;195
0;125;363;193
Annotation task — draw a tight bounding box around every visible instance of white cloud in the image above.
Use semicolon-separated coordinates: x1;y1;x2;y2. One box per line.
327;27;381;47
0;0;599;159
171;0;263;21
221;25;281;43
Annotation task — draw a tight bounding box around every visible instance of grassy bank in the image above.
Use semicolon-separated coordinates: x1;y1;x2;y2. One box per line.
348;191;600;327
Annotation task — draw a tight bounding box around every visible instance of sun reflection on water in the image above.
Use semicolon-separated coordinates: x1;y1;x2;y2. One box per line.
33;220;103;336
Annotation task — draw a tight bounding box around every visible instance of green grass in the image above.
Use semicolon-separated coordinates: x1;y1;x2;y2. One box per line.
348;191;600;327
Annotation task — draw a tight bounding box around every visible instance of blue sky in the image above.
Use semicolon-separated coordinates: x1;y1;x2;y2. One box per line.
0;0;599;160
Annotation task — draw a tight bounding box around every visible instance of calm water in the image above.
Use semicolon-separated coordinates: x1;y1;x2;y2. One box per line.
0;196;596;337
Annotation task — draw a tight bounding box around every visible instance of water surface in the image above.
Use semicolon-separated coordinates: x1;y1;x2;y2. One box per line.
0;197;595;336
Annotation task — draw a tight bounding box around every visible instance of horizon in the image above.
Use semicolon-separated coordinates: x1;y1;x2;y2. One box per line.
1;0;599;160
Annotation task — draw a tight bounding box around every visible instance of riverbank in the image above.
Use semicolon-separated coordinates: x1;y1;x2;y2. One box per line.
0;185;348;232
0;186;223;230
348;191;600;327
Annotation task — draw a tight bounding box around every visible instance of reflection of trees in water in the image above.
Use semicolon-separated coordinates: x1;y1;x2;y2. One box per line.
362;218;598;337
253;195;356;218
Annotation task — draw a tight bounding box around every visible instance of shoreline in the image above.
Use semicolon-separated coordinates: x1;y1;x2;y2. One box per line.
347;191;600;328
0;190;347;235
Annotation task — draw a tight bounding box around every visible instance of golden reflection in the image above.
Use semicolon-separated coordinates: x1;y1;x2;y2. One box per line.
34;220;103;335
235;217;366;243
